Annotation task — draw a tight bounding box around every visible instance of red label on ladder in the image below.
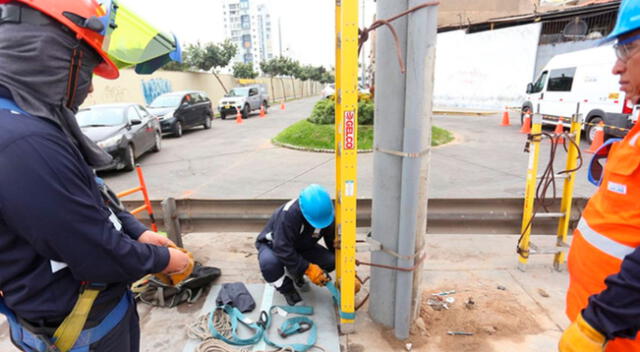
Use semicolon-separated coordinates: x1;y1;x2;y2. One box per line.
344;111;355;150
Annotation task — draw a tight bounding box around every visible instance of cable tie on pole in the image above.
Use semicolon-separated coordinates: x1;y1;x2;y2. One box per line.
374;146;430;158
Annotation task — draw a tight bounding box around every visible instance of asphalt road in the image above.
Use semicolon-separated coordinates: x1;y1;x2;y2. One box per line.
101;97;597;200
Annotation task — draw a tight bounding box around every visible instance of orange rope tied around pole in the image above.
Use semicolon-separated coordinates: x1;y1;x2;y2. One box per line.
358;1;440;74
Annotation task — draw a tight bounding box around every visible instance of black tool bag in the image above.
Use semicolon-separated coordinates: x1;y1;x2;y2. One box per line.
134;262;221;308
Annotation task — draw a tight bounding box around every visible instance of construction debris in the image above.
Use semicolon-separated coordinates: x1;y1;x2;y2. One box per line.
465;297;475;310
427;297;448;311
447;331;474;336
432;290;456;296
444;297;456;305
538;288;550;298
405;343;413;351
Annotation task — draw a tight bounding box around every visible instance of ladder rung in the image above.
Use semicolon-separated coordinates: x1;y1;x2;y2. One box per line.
534;212;565;219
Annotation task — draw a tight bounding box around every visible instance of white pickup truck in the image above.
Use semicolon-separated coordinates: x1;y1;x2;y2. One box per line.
217;84;270;119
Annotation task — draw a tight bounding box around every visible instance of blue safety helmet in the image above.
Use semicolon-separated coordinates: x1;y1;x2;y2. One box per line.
299;184;334;229
603;0;640;42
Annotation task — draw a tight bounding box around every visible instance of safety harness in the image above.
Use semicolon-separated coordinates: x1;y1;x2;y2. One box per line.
0;285;129;352
207;304;317;352
202;278;349;352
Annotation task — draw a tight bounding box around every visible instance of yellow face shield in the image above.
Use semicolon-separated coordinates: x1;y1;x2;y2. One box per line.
99;0;182;74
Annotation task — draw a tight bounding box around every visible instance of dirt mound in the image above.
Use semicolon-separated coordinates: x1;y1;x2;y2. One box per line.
383;282;543;352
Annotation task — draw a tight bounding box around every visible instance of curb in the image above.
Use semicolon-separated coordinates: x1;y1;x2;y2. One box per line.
271;139;373;154
433;110;499;117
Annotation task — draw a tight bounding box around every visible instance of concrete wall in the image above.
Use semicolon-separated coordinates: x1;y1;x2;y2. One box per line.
434;23;542;110
438;0;534;27
533;39;601;79
84;69;323;108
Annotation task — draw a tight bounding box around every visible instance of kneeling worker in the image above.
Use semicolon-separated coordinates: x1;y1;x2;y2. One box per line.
256;184;335;305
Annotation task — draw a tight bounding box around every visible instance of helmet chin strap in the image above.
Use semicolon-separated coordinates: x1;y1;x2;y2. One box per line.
64;44;84;110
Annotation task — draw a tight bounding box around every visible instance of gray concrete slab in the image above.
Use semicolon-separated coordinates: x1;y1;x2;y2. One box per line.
182;283;340;352
99;98;597;200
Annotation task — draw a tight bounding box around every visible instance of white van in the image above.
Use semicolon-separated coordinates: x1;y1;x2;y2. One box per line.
522;45;635;143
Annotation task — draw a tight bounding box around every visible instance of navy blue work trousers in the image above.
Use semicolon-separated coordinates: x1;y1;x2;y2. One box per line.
257;243;335;293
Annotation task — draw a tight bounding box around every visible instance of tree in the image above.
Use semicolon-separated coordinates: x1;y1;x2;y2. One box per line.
162;60;190;72
283;58;301;99
185;39;237;93
232;62;258;79
294;64;315;97
260;59;278;102
320;71;335;84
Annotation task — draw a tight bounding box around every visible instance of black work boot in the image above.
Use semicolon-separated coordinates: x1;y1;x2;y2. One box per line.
282;289;302;306
294;276;310;292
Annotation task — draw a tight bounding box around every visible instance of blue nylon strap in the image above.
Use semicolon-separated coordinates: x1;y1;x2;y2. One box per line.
0;97;27;115
207;305;264;346
263;305;316;352
0;297;41;351
0;292;130;352
325;282;356;320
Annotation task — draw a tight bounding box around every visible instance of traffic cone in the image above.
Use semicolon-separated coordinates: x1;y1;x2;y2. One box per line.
235;108;243;124
280;100;285;111
501;108;511;126
259;105;266;118
586;122;605;153
520;113;532;134
553;120;564;144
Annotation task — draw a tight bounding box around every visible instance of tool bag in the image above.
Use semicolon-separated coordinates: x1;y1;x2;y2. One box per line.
132;262;221;307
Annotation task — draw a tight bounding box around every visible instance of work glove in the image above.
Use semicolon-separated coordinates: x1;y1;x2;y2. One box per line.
156;245;194;286
337;278;362;294
558;313;606;352
305;263;330;286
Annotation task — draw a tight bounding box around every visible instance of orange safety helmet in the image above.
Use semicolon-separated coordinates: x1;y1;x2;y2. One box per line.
10;0;120;79
5;0;182;80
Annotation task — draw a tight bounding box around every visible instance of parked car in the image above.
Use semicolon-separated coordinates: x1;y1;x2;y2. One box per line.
522;45;635;143
147;91;213;137
321;83;335;99
217;84;269;119
77;103;161;172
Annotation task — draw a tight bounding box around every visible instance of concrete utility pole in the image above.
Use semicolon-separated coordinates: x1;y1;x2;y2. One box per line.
369;0;438;340
278;18;283;57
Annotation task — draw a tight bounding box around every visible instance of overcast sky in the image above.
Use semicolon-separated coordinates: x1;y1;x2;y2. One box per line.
123;0;377;69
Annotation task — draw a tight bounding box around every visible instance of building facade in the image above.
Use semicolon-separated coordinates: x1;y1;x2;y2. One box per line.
221;0;273;70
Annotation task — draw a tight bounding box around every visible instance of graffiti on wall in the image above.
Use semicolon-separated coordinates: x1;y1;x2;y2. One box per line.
141;78;172;105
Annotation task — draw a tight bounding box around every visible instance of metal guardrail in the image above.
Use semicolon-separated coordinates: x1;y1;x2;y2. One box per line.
122;198;589;235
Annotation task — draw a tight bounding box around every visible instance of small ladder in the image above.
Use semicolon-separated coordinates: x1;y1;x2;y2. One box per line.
517;106;583;271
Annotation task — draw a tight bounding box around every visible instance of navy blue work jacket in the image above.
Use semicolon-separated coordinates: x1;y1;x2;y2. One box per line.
256;199;335;277
0;96;169;323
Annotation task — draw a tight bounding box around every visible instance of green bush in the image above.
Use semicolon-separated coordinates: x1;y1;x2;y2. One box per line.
308;99;375;125
308;99;335;125
358;100;374;125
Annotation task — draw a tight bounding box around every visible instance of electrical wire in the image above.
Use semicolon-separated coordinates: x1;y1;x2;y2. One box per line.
516;131;583;258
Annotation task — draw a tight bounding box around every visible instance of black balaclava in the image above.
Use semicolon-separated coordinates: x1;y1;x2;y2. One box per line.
0;12;113;167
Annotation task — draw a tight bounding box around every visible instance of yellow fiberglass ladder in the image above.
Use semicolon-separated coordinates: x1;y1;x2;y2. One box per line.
517;104;583;271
